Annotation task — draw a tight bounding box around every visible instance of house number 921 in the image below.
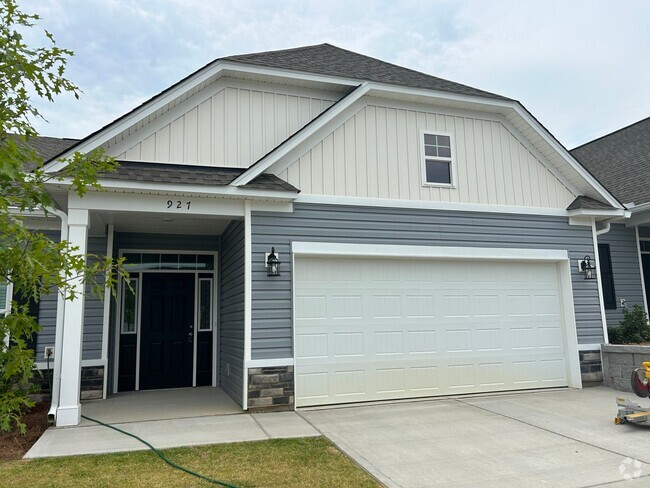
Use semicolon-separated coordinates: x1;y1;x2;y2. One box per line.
167;200;191;210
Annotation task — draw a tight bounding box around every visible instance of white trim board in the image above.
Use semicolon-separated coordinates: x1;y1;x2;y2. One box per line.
245;358;294;368
578;343;603;352
295;194;570;217
292;242;569;262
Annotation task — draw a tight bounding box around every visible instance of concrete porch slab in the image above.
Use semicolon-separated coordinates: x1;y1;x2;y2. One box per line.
80;387;241;425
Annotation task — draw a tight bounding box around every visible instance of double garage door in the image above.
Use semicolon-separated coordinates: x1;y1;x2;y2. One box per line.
294;256;570;407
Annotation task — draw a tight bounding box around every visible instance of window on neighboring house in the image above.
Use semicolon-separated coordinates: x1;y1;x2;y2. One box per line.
421;132;455;186
0;280;11;315
598;244;616;310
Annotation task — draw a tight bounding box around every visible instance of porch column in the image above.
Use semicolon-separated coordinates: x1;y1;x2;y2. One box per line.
56;208;89;426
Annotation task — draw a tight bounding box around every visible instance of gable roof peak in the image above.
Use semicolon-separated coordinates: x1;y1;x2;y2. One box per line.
222;43;510;101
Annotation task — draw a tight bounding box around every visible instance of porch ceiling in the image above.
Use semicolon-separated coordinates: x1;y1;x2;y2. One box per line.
91;210;235;236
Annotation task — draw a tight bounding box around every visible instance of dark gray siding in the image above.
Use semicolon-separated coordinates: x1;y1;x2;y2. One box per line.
251;203;604;359
82;236;108;360
640;226;650;239
599;224;645;327
219;221;245;406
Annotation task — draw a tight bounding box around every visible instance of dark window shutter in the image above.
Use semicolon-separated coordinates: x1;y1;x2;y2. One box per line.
598;244;616;310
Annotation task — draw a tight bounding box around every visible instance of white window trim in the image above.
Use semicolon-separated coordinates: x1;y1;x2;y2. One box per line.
420;129;457;188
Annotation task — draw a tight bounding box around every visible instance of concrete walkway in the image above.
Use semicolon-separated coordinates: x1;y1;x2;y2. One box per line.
25;411;319;458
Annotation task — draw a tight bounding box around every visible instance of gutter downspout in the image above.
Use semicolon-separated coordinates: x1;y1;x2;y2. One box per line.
591;218;611;345
46;207;68;423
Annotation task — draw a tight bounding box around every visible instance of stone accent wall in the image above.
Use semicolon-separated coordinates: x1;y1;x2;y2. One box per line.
80;366;104;400
248;366;294;411
601;344;650;392
580;350;603;385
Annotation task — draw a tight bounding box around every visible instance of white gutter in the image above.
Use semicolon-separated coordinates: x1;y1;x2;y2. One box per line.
45;207;68;423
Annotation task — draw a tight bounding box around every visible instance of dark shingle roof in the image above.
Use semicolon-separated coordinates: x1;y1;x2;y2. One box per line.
571;117;650;206
223;43;510;101
95;161;298;193
8;134;79;171
566;195;615;211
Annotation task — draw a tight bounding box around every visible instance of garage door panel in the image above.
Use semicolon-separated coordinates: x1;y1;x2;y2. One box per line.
295;257;569;407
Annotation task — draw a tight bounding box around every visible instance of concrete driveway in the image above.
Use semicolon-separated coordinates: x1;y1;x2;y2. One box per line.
300;387;650;488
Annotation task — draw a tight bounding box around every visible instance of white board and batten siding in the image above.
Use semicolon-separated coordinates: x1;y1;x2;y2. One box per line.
279;101;576;208
294;256;570;407
114;83;337;168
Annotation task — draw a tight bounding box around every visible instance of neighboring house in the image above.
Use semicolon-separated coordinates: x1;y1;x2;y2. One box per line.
20;44;630;427
571;118;650;329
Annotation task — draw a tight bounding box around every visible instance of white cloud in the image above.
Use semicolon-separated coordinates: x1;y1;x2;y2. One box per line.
26;0;650;148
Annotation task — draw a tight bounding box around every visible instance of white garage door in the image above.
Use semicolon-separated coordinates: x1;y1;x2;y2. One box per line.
294;257;569;407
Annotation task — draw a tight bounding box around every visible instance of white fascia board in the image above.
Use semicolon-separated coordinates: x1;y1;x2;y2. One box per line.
629;201;650;213
567;208;629;218
52;177;298;202
296;194;570;217
43;61;227;173
626;205;650;226
292;241;569;262
231;83;371;186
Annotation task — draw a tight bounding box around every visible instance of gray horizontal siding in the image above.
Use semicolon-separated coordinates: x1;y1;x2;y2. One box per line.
34;232;108;361
251;203;603;360
219;221;245;406
82;236;109;360
35;231;60;361
599;224;645;328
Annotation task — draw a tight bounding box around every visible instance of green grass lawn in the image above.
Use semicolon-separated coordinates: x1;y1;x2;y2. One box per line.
0;437;380;487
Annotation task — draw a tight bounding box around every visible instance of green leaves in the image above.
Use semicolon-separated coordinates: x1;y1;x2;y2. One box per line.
0;0;125;433
608;305;650;345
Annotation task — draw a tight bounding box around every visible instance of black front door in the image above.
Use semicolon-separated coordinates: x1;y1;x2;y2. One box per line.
140;273;195;390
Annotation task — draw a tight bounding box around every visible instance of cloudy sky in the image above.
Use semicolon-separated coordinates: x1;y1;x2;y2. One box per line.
26;0;650;149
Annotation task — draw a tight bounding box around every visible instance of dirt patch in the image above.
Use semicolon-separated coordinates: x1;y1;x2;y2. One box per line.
0;403;51;461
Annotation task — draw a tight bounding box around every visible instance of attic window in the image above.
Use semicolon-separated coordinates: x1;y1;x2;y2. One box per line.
421;132;455;187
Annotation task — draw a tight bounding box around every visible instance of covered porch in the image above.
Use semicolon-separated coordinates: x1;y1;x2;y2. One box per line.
44;162;298;426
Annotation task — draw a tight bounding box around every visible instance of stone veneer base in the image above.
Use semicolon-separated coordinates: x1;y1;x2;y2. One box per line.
248;366;294;412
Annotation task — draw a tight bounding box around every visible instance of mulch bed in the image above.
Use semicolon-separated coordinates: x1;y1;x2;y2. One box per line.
0;403;51;461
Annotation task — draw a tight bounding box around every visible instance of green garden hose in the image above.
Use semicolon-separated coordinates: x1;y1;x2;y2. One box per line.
46;357;240;487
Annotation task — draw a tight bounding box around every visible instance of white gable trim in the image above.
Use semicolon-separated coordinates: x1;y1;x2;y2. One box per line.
44;61;227;172
230;83;371;186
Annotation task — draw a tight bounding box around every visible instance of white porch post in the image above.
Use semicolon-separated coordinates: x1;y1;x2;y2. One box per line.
56;208;89;426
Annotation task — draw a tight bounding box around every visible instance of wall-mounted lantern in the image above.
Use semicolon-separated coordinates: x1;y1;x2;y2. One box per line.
579;255;597;280
265;247;281;277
